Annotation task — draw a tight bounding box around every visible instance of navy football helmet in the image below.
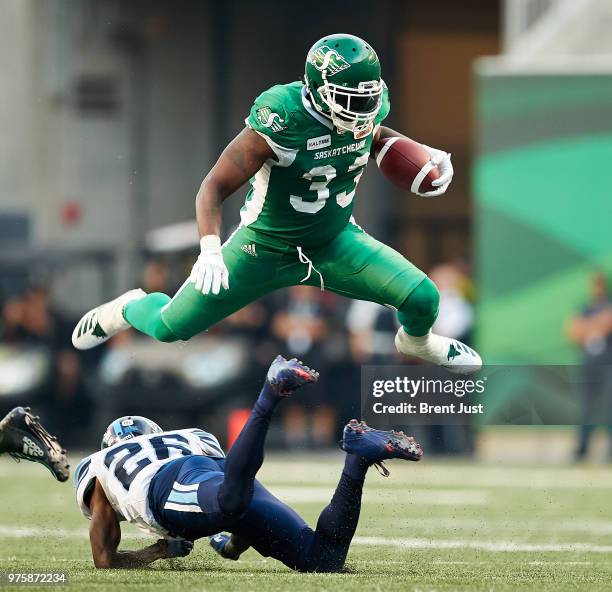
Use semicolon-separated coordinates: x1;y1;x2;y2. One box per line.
101;415;163;450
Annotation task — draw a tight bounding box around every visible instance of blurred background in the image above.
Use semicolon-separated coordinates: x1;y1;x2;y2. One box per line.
0;0;611;459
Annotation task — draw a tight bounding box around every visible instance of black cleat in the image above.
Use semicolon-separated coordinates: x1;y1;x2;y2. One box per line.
341;419;423;476
0;407;70;482
266;355;319;396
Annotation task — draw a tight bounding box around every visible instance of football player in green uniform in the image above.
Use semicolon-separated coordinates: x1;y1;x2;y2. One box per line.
72;33;481;374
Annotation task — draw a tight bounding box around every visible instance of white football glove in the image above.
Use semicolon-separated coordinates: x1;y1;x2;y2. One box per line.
416;144;454;197
190;235;229;295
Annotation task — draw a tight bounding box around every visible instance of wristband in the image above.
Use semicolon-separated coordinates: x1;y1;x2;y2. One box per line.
200;235;222;251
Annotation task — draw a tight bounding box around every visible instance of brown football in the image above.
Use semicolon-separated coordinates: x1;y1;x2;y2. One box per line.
374;136;439;193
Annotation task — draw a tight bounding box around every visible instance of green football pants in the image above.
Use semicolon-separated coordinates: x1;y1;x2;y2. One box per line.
124;221;438;341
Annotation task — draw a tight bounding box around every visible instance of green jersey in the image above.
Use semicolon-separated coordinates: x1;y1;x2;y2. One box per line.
242;81;390;248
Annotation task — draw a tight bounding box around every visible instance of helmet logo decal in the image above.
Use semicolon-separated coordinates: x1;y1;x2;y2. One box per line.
309;46;350;77
101;415;163;450
256;106;287;132
102;431;114;448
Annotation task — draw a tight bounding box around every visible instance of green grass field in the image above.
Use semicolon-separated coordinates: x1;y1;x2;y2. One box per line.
2;453;612;591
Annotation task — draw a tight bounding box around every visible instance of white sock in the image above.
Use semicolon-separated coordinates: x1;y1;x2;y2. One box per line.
399;330;433;352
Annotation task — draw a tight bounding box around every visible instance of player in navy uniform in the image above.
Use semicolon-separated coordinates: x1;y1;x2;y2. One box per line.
76;355;422;571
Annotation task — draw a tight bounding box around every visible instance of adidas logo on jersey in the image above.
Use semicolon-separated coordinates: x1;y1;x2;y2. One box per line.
22;436;44;458
241;243;258;257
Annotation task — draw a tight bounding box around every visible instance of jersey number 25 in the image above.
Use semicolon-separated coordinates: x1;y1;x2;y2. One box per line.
103;434;191;491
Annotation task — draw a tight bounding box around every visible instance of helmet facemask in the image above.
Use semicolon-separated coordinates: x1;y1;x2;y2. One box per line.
309;73;383;139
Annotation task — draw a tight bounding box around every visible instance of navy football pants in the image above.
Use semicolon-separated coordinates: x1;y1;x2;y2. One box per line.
149;381;367;572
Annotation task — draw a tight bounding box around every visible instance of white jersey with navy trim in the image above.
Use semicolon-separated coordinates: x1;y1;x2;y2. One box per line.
74;428;225;537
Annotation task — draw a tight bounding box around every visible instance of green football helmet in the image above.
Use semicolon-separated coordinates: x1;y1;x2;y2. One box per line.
304;33;383;139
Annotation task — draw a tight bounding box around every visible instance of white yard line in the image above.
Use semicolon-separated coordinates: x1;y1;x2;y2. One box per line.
0;526;145;540
353;536;612;553
433;560;593;565
2;525;612;554
377;516;612;535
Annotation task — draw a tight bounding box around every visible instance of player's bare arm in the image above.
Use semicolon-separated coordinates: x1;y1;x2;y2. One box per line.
189;128;275;295
373;124;406;145
196;128;274;237
88;480;192;569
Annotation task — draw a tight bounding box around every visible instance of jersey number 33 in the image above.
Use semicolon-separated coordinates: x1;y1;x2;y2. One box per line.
290;153;369;214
